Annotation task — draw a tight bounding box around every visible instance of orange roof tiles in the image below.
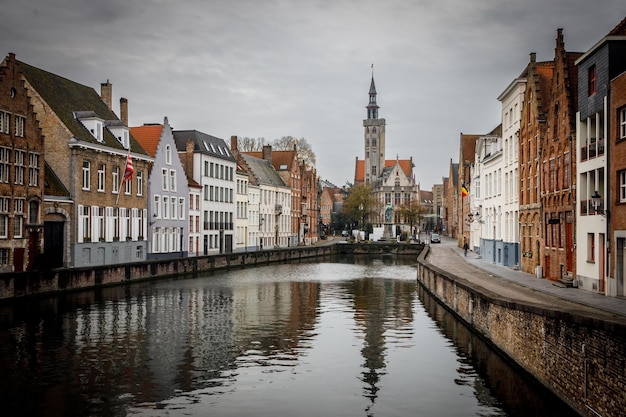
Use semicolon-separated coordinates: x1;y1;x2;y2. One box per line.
354;158;412;182
130;124;163;158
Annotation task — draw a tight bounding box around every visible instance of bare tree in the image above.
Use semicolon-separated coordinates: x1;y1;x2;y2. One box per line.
342;184;381;231
237;137;266;152
271;136;316;168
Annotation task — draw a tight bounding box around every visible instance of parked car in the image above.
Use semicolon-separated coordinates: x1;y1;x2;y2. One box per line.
431;233;441;243
341;230;350;237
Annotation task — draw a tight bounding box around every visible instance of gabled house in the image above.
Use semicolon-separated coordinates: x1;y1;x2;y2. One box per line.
11;55;152;268
229;139;291;248
174;130;236;254
131;118;189;259
240;143;305;245
519;53;553;276
0;53;45;272
458;133;479;247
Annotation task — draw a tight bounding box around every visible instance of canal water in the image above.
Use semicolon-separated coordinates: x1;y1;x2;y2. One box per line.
0;255;579;417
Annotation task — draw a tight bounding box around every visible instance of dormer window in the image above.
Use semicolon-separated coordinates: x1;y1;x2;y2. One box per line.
95;121;103;141
75;112;105;142
106;121;130;149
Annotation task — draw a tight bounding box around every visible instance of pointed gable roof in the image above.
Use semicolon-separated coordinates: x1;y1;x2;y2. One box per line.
241;154;286;187
130;124;163;158
608;16;626;36
16;60;148;156
384;159;413;178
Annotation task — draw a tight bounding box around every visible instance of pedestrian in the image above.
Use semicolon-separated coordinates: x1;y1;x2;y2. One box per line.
463;240;469;257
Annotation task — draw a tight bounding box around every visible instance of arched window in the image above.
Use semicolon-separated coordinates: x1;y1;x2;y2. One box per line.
165;145;172;165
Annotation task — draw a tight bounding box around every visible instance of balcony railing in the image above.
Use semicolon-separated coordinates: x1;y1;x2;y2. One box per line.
580;138;604;161
580;199;604;216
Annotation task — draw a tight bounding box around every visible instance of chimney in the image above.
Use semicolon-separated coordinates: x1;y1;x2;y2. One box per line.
230;135;238;152
120;97;128;125
262;144;272;163
185;140;195;181
101;80;112;110
530;52;536;64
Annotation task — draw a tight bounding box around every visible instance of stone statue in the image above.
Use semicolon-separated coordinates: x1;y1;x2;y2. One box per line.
385;203;393;223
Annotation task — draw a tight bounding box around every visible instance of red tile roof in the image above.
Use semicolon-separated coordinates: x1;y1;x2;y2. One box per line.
130;124;163;158
354;158;413;182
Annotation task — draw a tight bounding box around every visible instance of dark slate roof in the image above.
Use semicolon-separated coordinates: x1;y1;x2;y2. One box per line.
17;60;148;156
44;162;70;198
241;154;286;187
172;130;236;162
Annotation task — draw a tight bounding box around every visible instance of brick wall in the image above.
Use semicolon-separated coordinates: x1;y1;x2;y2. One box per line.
417;253;626;417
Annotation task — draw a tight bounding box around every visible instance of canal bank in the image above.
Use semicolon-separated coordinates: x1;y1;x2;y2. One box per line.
416;237;626;417
0;241;423;301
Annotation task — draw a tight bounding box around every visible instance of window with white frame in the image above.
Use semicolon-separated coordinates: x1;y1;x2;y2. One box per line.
162;168;168;191
94;206;105;240
14;115;25;137
0;111;9;134
620;170;626;203
125;175;131;195
153;227;160;252
13;198;24;238
154;195;160;218
620;107;626;141
0;147;10;183
179;198;185;220
0;197;9;238
137;171;143;196
0;248;8;265
82;161;91;190
28;153;39;186
80;205;91;241
124;209;131;239
163;196;169;219
112;166;119;194
14;150;24;185
165;145;172;165
169;170;176;191
170;197;177;220
97;164;105;192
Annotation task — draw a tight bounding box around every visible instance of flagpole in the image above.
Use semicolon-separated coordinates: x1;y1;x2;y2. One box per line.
116;148;131;205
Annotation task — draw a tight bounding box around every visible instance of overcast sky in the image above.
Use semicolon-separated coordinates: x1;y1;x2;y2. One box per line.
2;1;625;190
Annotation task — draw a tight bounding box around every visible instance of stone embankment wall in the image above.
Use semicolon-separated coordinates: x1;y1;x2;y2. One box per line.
0;246;335;300
416;248;626;417
0;243;423;301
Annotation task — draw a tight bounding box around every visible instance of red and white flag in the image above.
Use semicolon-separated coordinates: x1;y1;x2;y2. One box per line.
122;153;134;184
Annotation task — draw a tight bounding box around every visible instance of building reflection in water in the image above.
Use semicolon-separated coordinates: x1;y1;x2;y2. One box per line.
0;256;578;417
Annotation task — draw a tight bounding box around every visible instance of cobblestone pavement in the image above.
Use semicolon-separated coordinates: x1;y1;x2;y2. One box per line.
424;235;626;322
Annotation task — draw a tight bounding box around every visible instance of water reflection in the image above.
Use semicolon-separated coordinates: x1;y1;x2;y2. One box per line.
0;256;578;417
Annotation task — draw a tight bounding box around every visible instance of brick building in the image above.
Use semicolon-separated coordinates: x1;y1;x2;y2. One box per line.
14;56;152;267
519;53;553;276
0;53;45;272
609;71;626;296
457;133;478;248
540;29;581;281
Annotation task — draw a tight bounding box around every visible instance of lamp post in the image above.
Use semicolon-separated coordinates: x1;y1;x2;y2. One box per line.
591;190;608;217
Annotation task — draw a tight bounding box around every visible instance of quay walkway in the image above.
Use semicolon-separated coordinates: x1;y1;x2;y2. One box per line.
425;235;626;321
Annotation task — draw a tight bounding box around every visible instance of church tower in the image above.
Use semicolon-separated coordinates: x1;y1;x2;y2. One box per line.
363;73;386;185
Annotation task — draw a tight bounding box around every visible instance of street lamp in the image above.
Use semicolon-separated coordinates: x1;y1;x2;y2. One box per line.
591;191;608;217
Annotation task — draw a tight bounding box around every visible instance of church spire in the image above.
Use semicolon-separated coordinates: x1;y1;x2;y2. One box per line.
366;64;379;119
